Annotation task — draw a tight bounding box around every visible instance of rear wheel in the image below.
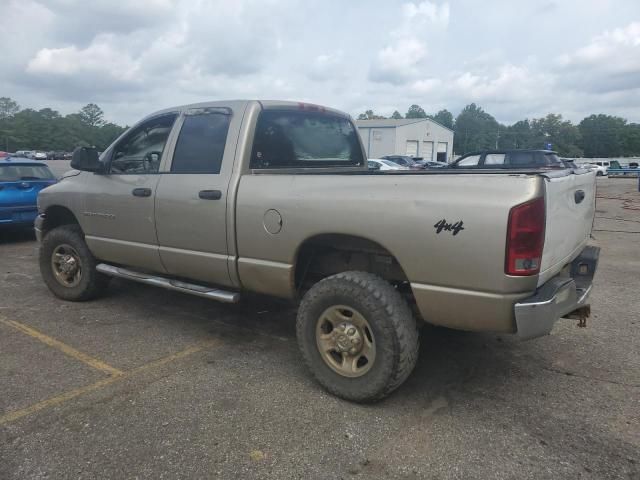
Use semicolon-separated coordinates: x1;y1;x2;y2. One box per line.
39;225;109;301
296;271;419;402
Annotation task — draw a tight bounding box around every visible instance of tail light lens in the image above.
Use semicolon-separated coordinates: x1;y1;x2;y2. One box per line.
505;197;545;276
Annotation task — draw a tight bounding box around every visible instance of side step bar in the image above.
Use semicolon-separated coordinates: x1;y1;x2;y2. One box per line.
96;263;240;303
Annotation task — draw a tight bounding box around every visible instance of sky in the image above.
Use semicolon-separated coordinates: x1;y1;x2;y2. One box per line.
2;0;640;126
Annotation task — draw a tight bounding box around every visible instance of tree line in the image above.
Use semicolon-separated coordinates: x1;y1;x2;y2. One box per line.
358;103;640;158
0;97;126;153
3;95;640;158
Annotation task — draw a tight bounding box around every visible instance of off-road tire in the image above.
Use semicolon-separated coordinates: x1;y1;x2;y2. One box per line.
296;271;419;402
39;224;109;301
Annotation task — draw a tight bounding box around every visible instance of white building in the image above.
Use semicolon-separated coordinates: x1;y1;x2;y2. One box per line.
356;118;455;163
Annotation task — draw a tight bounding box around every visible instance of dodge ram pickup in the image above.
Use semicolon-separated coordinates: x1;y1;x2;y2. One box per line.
35;100;599;402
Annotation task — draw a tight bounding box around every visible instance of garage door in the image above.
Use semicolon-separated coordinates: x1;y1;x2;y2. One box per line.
422;141;434;161
437;142;448;162
405;141;418;157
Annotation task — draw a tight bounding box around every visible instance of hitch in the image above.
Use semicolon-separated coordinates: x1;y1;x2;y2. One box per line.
563;305;591;328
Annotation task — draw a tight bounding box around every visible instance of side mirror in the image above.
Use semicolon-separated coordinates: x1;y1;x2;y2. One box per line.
70;147;102;172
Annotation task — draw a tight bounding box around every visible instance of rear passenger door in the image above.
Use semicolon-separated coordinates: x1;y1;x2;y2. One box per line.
154;106;240;287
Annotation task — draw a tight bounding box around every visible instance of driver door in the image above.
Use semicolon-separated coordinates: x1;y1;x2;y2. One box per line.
81;113;178;273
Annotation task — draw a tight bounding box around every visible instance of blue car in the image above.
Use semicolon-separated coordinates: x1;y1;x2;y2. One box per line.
0;157;57;228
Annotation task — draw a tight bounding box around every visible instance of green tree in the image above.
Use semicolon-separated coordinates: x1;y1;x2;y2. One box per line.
578;114;627;157
622;123;640;156
405;104;427;119
430;109;454;129
530;114;582;157
0;97;20;120
391;110;403;119
453;103;500;154
357;109;385;120
502;119;532;149
79;103;105;127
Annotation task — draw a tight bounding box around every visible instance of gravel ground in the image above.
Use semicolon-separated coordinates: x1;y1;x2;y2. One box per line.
0;177;638;479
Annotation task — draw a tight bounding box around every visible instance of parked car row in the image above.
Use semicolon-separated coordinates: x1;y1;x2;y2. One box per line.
367;155;448;171
12;150;72;160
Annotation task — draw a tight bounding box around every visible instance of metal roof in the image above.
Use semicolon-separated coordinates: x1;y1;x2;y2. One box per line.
355;118;454;132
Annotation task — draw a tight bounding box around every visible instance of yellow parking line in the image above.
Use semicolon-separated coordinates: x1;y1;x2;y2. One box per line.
0;317;123;376
0;338;220;426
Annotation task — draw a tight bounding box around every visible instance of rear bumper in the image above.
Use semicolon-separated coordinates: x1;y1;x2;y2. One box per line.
514;246;600;339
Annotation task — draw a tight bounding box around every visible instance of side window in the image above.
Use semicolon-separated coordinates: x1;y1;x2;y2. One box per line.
171;112;231;174
110;114;177;174
509;152;535;166
251;110;364;169
457;154;480;166
484;153;506;165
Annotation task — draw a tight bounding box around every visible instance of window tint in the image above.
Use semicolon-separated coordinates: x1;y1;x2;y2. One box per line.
251;110;364;169
457;154;480;166
171;112;231;174
0;164;54;181
543;153;562;166
110;114;177;174
509;152;535;166
484;153;505;165
382;160;400;167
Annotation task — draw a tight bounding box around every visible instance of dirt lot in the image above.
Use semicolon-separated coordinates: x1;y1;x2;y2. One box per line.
0;177;638;479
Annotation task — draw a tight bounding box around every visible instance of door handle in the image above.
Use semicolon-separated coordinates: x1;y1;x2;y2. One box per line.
574;190;585;204
198;190;222;200
132;188;152;197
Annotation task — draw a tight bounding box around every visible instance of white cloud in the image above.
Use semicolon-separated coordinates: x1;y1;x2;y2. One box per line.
369;1;450;84
2;0;640;126
401;1;450;28
370;38;429;84
27;39;140;80
557;22;640;93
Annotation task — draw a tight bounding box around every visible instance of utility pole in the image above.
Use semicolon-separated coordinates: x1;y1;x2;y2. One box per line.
495;130;500;149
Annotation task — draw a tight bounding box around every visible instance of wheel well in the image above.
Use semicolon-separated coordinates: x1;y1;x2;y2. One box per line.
42;206;80;234
294;234;411;295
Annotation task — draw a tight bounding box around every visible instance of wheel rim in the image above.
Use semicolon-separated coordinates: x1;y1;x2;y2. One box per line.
315;305;376;378
51;244;82;288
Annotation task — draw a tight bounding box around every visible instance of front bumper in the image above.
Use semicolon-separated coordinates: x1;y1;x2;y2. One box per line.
0;206;38;226
514;246;600;340
34;213;45;242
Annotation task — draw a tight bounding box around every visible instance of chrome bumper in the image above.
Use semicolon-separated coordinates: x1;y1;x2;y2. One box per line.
34;214;45;242
514;246;600;340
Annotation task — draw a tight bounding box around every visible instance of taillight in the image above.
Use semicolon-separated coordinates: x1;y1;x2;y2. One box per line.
505;197;545;276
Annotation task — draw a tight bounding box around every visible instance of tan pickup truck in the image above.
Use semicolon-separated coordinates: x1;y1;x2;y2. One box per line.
35;100;599;402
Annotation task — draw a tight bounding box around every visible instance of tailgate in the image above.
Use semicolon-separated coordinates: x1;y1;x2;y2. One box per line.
538;170;596;285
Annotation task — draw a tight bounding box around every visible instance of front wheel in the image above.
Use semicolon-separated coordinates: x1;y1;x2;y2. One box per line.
296;271;419;402
39;224;110;301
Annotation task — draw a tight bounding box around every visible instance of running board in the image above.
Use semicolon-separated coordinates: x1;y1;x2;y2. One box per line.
96;263;239;303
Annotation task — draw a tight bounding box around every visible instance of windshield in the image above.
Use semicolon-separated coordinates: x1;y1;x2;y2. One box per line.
0;164;55;181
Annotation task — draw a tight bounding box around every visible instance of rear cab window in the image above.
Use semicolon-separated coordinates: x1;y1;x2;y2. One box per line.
250;109;364;169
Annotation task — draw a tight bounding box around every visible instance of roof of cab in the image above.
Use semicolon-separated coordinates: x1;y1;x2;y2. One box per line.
138;100;351;125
